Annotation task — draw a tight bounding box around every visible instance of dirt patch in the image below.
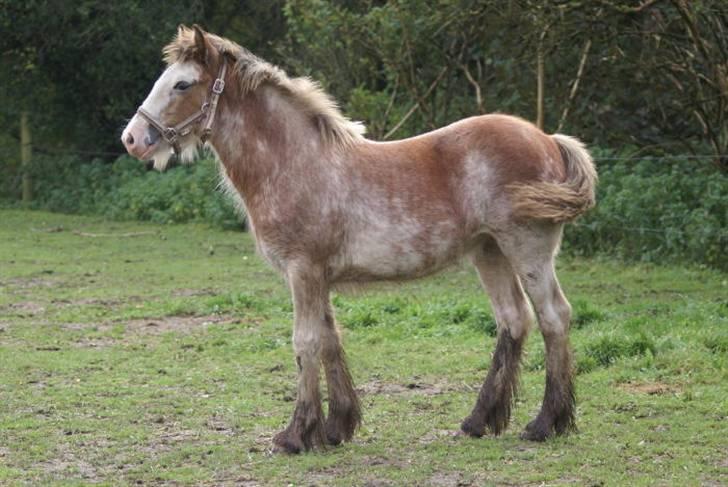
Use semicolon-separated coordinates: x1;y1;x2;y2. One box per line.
63;315;238;348
1;301;46;316
51;297;133;307
37;442;99;482
122;315;237;335
358;379;456;397
303;455;411;486
172;288;218;298
419;428;458;445
205;415;236;436
426;471;471;487
66;315;237;336
72;336;119;348
1;276;58;290
618;381;680;395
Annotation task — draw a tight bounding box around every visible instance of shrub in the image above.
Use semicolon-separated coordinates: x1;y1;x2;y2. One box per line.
563;152;727;270
8;147;728;271
25;155;242;229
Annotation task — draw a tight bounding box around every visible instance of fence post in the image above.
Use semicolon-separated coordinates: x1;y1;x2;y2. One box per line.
21;111;32;203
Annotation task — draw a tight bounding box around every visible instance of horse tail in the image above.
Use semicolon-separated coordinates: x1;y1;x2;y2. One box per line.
508;134;597;223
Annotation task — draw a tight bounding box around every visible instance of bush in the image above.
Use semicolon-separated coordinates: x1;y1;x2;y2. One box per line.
563;152;727;270
25;155;242;229
7;147;727;271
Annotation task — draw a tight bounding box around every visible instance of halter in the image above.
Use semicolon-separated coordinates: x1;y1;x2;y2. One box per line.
137;61;227;156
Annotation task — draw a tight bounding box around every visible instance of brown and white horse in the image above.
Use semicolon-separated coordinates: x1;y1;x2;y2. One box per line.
122;25;596;453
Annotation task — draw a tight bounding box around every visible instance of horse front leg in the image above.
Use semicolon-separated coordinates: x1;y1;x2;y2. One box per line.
320;306;361;445
273;264;329;453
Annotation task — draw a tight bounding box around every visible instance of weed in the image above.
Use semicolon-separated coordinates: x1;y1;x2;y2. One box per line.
584;333;657;367
572;299;607;329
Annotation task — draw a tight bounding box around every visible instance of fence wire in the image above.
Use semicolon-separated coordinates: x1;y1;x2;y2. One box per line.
0;145;727;163
1;146;725;241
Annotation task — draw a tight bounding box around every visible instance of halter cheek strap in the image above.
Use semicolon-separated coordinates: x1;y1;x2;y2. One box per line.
137;61;227;156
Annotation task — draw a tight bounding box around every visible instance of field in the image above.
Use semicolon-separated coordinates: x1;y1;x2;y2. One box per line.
1;209;726;486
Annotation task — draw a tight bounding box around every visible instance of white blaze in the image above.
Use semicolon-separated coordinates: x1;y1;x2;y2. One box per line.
136;62;202;171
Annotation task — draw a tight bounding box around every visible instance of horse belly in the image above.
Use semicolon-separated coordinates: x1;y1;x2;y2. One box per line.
334;222;464;282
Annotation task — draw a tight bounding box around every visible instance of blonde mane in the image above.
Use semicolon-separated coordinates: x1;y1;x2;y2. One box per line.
163;27;366;148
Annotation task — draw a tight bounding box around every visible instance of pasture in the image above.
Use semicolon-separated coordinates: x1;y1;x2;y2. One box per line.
0;209;725;485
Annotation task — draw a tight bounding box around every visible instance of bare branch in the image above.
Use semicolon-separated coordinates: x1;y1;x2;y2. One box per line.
461;63;484;114
557;39;592;132
384;66;449;140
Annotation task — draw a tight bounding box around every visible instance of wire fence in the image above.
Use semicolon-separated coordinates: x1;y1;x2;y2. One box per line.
570;218;728;241
0;146;127;158
0;144;727;163
592;154;726;161
1;145;725;242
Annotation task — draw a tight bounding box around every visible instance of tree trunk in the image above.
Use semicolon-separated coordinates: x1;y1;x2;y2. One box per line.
21;111;32;204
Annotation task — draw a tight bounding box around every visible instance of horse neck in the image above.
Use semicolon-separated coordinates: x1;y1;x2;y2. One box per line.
209;85;330;205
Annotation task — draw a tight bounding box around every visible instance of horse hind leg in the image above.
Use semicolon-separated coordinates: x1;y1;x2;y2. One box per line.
320;304;361;445
519;263;576;440
499;225;576;441
461;238;535;437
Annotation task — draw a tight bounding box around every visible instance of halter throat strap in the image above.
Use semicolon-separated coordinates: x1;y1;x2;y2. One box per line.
137;61;227;155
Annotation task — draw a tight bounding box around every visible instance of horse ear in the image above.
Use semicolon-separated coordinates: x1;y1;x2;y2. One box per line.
192;24;208;64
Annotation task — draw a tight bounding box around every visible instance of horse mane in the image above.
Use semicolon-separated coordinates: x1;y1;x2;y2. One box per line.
163;27;366;148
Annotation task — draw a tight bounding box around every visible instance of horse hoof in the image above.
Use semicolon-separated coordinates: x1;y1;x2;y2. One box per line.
272;430;303;454
519;420;551;442
460;417;485;438
325;433;343;446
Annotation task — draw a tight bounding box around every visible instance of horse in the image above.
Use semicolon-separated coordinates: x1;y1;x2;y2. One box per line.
121;25;597;454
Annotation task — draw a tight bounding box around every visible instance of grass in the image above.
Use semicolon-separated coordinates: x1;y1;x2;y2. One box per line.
0;209;726;486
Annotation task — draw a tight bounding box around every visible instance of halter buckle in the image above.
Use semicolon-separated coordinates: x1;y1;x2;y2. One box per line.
163;127;178;144
212;78;225;94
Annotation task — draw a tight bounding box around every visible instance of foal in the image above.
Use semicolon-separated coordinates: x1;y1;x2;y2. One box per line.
122;25;597;453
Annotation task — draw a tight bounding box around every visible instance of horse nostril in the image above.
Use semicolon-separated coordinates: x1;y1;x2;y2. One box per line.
126;133;135;145
145;126;161;147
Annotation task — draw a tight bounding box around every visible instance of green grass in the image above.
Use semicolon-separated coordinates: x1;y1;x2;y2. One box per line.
1;209;726;486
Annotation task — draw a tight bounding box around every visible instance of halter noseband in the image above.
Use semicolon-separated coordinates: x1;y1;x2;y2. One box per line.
137;61;227;156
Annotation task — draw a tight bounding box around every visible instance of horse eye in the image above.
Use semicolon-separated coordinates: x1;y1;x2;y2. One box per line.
174;81;192;91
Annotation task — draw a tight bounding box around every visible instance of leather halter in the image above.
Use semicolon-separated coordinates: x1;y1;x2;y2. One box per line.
137;61;227;155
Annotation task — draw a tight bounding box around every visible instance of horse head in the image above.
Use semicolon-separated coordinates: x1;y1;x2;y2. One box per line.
121;25;226;170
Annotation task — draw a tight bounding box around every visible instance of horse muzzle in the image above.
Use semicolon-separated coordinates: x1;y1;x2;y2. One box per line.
122;116;163;161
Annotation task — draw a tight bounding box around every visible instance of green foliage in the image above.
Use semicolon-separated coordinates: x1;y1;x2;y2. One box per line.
25;156;241;229
2;1;727;272
0;2;204;152
205;293;267;315
564;153;728;270
582;333;657;369
703;334;728;355
335;294;495;336
18;149;725;270
572;300;607;329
